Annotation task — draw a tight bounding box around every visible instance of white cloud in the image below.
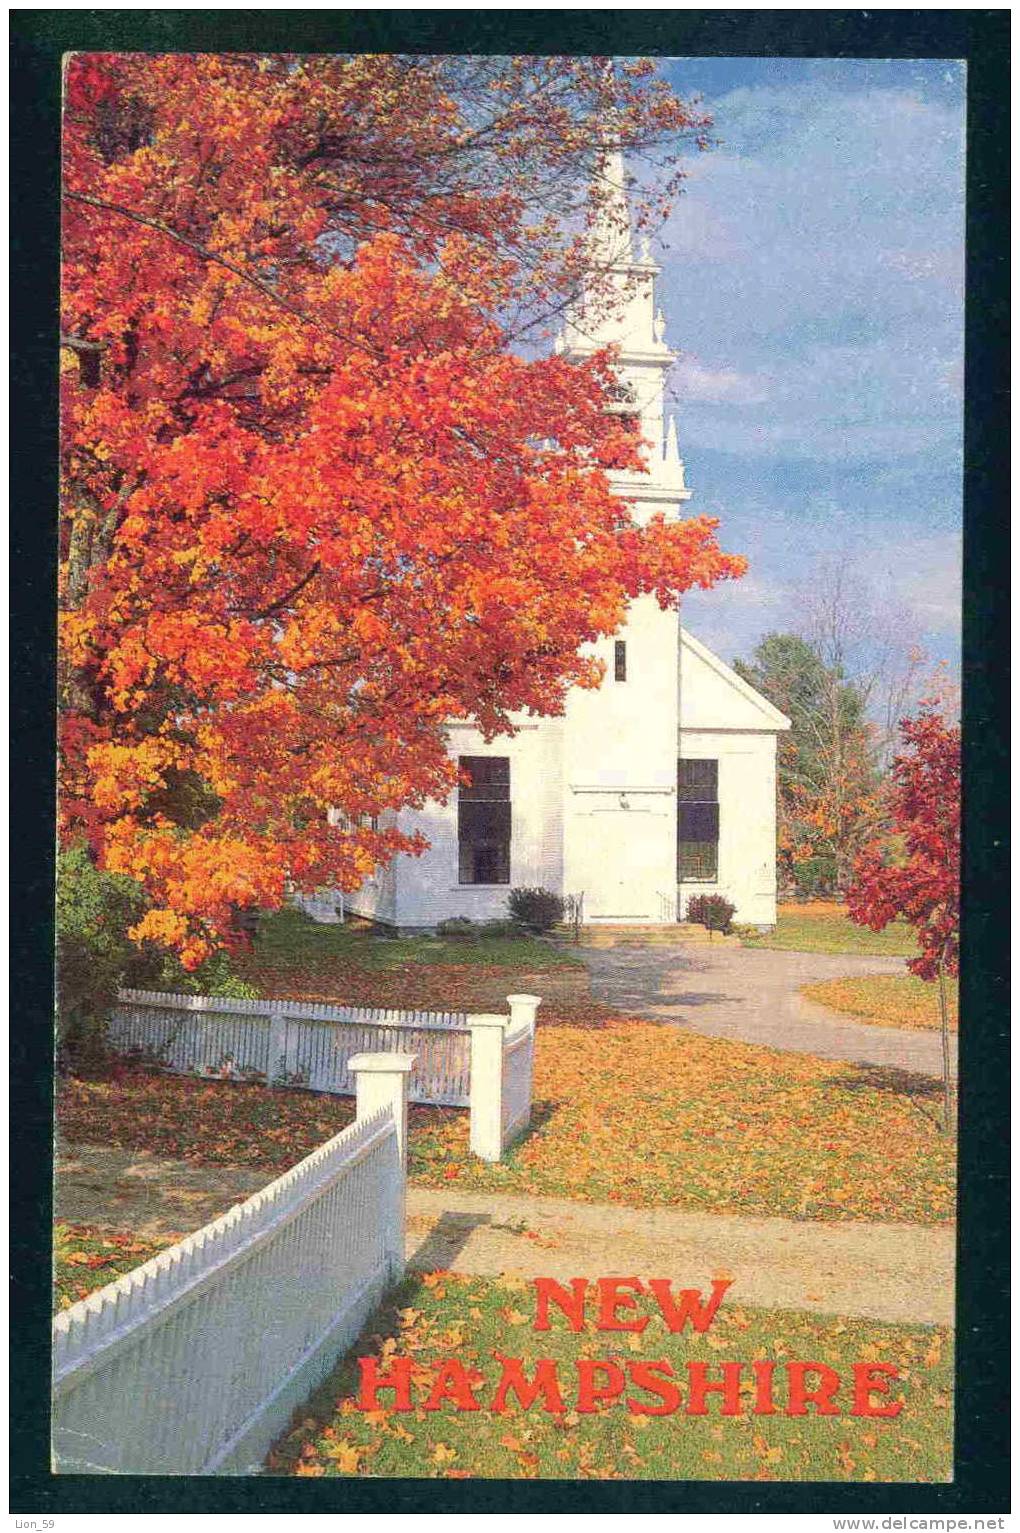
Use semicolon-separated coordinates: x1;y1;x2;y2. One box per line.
654;77;965;469
671;353;767;404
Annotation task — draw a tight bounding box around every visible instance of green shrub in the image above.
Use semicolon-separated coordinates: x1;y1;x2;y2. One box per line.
436;916;478;939
507;887;564;933
56;845;150;1066
479;918;524;938
790;856;839;899
685;893;736;935
145;948;260;1001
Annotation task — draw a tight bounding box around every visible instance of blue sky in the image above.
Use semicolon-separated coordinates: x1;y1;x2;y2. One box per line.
643;57;965;671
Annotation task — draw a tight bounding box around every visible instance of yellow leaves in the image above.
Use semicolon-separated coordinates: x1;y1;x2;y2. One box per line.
802;974;957;1034
411;1017;954;1225
430;1442;457;1467
923;1334;944;1369
322;1439;363;1474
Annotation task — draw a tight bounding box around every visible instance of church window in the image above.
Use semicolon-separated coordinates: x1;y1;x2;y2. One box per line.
458;756;511;884
614;640;627;682
678;758;719;882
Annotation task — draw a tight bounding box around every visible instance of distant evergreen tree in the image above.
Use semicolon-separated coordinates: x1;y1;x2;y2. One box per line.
735;633;881;894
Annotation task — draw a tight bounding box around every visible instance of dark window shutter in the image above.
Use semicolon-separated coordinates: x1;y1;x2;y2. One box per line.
678;759;718;800
679;802;719;843
458;798;511;842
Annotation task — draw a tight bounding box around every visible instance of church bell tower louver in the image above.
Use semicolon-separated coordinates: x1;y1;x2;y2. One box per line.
557;149;690;923
555;146;690;522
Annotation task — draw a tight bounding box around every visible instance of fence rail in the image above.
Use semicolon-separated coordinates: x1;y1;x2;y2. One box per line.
52;1055;412;1476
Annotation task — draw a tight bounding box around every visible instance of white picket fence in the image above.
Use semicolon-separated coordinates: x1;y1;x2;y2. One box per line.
107;988;540;1161
52;1053;414;1476
110;989;472;1106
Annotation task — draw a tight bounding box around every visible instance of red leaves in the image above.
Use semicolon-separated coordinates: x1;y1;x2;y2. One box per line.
846;703;960;982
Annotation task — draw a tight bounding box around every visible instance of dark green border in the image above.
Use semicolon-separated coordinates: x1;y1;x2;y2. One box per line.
11;9;1009;1515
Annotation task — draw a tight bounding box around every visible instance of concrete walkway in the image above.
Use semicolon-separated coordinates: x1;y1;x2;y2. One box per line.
405;1186;954;1328
55;1144;954;1327
576;942;956;1079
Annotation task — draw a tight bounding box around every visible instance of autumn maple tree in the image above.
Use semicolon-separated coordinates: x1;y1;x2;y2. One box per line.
846;701;961;1127
60;52;744;966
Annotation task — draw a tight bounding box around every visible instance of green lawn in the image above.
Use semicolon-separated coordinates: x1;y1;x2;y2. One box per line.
243;907;583;974
741;903;919;959
268;1272;953;1482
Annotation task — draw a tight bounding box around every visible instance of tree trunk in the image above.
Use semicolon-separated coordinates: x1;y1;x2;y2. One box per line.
936;959;954;1134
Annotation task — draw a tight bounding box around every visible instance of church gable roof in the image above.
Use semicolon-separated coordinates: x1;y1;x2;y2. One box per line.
679;627;792;733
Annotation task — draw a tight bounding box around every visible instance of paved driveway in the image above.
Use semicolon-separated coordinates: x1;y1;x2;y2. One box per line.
577;942;956;1079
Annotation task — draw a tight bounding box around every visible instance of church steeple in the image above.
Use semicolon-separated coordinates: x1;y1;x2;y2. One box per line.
556;150;691;517
588;144;633;268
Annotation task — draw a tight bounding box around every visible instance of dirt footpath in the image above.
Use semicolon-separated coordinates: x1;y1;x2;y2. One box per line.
55;1144;269;1238
55;1144;954;1327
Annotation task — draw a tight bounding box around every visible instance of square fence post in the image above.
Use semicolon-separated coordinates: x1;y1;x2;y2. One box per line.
267;1005;288;1084
506;993;541;1034
468;1014;509;1162
349;1051;416;1281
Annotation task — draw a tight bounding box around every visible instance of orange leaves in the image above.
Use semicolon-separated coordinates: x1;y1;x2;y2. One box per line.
57;1065;357;1170
409;1018;956;1225
59;55;739;958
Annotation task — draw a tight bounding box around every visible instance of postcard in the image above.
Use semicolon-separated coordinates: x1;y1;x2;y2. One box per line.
9;17;1007;1517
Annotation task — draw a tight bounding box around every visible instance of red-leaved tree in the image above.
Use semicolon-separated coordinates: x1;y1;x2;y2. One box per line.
60;53;743;966
846;701;961;1127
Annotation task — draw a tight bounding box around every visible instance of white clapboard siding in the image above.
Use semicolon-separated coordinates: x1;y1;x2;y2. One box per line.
110;989;471;1106
52;1103;402;1476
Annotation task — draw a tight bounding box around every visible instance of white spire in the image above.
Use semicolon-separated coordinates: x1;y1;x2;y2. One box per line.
588;143;633;267
665;414;680;463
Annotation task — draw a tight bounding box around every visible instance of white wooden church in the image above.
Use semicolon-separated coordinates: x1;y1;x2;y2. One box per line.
333;153;790;932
